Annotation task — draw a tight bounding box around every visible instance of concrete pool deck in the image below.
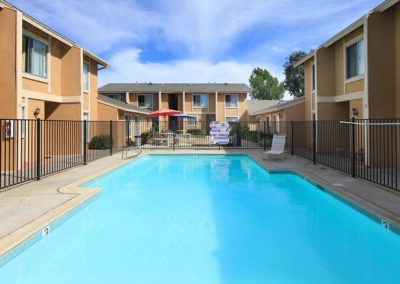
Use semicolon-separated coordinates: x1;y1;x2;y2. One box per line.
1;149;400;256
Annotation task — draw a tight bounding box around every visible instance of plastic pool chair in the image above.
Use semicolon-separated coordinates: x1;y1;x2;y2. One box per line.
263;135;286;160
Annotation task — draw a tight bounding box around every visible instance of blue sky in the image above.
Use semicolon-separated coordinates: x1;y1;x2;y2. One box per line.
10;0;381;96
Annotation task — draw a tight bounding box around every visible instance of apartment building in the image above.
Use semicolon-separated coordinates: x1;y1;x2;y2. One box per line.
295;0;400;120
0;0;109;121
248;97;305;123
98;83;250;125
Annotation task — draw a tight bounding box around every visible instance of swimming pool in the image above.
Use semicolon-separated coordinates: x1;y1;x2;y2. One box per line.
1;154;400;283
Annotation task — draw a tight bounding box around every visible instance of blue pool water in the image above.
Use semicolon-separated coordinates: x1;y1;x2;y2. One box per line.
1;154;400;283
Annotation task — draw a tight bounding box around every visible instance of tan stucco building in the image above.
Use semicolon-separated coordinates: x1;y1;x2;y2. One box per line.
98;83;250;125
295;0;400;121
0;0;109;121
248;97;306;123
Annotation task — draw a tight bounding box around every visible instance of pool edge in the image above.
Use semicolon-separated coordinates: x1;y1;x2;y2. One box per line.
1;151;400;267
0;155;139;263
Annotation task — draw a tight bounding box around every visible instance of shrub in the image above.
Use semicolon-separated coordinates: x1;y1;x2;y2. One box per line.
126;138;135;146
186;128;204;135
141;131;153;144
89;135;113;149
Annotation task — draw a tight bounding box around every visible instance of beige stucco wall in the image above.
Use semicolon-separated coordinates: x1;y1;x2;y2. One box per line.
0;7;17;118
51;39;62;97
368;9;396;118
88;59;98;120
333;41;344;96
97;102;121;121
316;48;335;97
317;102;349;120
284;102;305;121
345;79;364;94
209;93;216;112
238;93;248;121
217;93;224;121
161;93;169;109
349;99;363;119
45;102;81;120
27;99;45;119
304;59;314;120
61;46;81;97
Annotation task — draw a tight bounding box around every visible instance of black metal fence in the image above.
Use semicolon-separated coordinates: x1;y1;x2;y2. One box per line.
0;118;398;192
135;120;277;150
286;119;399;191
0;119;130;191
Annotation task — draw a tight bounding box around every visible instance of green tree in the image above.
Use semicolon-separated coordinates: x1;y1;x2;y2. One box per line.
248;67;284;100
283;50;307;97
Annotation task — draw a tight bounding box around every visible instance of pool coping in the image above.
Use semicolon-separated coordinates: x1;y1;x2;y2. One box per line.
0;156;137;260
1;151;400;265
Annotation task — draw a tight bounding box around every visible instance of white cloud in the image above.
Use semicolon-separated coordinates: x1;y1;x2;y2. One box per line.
10;0;382;58
99;48;282;86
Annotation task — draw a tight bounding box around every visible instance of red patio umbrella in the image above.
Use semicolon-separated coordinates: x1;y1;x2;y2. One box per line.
146;108;181;117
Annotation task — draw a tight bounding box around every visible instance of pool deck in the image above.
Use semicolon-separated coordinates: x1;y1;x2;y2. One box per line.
1;149;400;256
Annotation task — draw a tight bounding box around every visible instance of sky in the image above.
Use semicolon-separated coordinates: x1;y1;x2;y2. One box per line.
9;0;382;99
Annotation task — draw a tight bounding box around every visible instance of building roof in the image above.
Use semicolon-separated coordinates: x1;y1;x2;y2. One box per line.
0;0;110;67
247;100;281;115
98;83;251;94
250;96;305;115
97;94;151;114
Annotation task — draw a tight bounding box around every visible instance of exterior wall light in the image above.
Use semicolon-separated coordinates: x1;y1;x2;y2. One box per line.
352;108;358;116
33;107;40;118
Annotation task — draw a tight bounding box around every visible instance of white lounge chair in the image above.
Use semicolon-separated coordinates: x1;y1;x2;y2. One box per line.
263;135;286;160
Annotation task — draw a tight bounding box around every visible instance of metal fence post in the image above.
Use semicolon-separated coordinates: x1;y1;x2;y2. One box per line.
109;120;113;156
263;121;266;151
36;118;41;180
83;120;87;165
312;118;316;164
173;133;176;150
291;120;294;156
351;118;356;177
237;122;241;147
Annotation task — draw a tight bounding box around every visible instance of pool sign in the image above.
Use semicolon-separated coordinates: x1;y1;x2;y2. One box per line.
210;121;230;145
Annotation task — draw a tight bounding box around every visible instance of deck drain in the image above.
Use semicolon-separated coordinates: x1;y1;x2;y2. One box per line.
42;226;50;237
381;220;390;230
333;183;344;187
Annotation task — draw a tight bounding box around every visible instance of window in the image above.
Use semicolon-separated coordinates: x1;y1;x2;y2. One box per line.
187;117;197;126
22;34;48;78
312;64;316;91
225;94;238;107
226;117;238;123
106;94;124;101
83;62;89;91
346;38;364;79
138;95;153;109
193;94;208;108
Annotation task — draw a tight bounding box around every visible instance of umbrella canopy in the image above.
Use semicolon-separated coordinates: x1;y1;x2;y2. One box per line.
146;108;181;117
170;113;196;119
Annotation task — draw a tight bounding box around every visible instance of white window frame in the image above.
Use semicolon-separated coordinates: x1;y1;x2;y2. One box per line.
22;29;49;82
192;94;209;109
344;36;365;82
82;60;90;93
137;94;153;109
224;94;239;108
